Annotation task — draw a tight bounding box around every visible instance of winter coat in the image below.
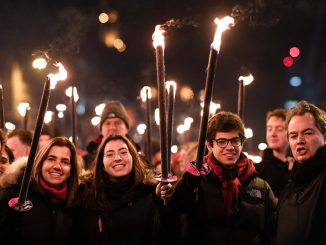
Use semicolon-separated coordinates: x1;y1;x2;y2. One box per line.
0;158;78;245
275;146;326;245
75;176;179;245
255;148;290;197
172;157;277;245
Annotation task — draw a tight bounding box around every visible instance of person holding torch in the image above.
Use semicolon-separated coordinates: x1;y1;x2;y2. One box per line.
75;134;175;244
0;137;80;245
171;111;277;244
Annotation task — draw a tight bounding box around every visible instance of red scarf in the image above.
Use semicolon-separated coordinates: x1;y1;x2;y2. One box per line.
39;177;67;203
204;153;255;214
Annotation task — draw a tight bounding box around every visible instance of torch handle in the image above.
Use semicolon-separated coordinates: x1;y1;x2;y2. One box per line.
145;91;152;161
195;48;218;169
18;78;51;205
155;46;169;180
166;85;174;172
237;79;244;120
0;86;5;130
23;109;29;130
71;85;77;146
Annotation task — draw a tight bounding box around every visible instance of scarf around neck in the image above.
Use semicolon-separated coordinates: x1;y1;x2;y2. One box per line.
39;177;67;203
292;146;326;184
204;152;255;214
102;174;135;210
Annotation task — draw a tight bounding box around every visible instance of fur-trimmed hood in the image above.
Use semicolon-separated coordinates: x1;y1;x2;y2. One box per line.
78;169;94;185
0;156;28;189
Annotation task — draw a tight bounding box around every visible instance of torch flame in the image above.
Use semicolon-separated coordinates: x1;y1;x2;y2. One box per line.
238;74;254;86
47;62;68;89
17;102;30;117
152;25;165;50
140;86;152;102
212;16;234;52
165;80;177;97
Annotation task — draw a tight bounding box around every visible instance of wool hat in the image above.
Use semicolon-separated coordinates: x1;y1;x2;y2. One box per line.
99;101;130;130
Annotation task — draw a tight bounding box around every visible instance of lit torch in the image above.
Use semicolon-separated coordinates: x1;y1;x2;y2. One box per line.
195;16;234;169
18;102;30;130
65;85;79;146
237;74;254;120
152;24;178;206
9;62;67;211
152;25;169;181
140;86;152;161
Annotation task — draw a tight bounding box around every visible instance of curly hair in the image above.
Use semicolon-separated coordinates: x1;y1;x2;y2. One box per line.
207;111;245;143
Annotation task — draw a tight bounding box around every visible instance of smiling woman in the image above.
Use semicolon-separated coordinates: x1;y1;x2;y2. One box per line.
76;134;178;244
0;136;81;245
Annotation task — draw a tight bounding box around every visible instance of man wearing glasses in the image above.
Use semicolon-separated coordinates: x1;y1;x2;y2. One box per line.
172;111;277;245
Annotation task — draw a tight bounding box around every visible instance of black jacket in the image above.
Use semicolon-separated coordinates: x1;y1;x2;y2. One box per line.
172;167;277;244
75;182;178;245
255;148;290;197
0;187;78;245
275;146;326;245
0;159;78;245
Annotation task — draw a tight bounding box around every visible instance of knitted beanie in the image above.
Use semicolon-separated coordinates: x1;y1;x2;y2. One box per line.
99;101;130;130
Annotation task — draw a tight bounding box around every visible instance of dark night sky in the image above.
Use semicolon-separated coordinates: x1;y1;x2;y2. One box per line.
0;0;325;152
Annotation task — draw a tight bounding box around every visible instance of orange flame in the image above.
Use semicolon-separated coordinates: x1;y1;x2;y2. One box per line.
152;25;165;50
212;16;234;52
47;62;68;89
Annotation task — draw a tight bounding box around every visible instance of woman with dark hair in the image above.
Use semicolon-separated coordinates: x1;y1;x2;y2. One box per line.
0;137;80;245
77;134;173;245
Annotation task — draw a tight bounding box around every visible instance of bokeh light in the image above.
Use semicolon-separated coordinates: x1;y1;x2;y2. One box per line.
289;46;300;58
283;56;294;67
98;13;109;23
289;76;302;87
179;85;194;101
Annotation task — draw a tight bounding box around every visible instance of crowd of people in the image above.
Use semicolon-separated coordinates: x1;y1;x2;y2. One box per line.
0;99;325;245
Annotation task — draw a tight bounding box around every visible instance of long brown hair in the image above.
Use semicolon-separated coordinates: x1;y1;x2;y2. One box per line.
30;137;80;207
92;134;154;208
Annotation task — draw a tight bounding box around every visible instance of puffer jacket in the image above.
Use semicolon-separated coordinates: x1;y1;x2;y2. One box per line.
0;158;78;245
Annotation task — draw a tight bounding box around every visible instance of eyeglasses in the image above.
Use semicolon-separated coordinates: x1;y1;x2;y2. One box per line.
212;137;242;148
